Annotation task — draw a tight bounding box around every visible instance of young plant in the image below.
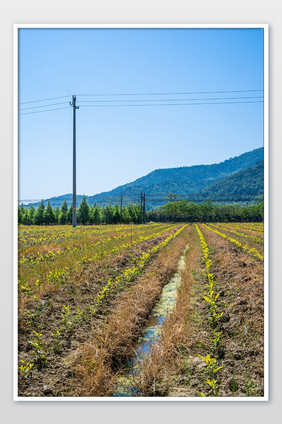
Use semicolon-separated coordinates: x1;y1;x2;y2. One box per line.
51;329;62;353
209;329;222;350
198;354;223;397
244;378;256;396
61;305;75;338
19;360;34;378
205;378;221;396
198;354;223;377
29;331;47;368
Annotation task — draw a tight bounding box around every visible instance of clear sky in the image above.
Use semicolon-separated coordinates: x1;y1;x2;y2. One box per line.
18;27;264;202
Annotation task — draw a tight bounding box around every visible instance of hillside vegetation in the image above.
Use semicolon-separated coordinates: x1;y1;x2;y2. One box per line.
191;160;264;202
26;147;264;209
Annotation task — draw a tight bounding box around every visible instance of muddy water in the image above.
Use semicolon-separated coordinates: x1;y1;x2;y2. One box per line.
113;245;189;397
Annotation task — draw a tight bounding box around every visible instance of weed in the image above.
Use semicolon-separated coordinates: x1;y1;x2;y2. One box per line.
244;378;257;396
29;331;47;368
209;329;222;350
51;330;62;353
61;305;75;337
198;354;223;377
205;378;221;396
197;354;223;396
19;360;34;378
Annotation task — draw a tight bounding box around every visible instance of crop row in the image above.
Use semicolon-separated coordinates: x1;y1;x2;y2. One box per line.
19;224;168;265
203;224;263;261
19;224;187;377
92;224;188;315
18;223;164;253
19;224;179;297
208;223;263;244
228;222;264;233
195;224;223;396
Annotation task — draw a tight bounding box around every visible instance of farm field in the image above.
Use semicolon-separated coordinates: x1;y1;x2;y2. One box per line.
17;222;264;398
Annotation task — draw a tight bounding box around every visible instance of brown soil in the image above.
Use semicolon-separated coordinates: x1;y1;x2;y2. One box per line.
18;225;185;397
132;224;264;398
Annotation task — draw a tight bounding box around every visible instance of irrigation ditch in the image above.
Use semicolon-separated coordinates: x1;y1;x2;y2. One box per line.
113;245;189;396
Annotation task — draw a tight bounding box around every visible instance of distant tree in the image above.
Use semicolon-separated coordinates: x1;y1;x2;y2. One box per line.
28;205;36;225
18;204;25;225
34;200;45;225
67;203;73;225
92;205;101;225
77;195;90;225
21;207;31;225
122;206;130;224
258;200;264;221
112;204;121;224
54;207;60;224
102;204;113;224
44;201;56;225
164;192;179;202
59;200;68;225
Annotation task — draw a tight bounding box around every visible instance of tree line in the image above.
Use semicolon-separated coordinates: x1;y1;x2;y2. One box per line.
147;200;264;223
18;196;264;226
18;196;143;226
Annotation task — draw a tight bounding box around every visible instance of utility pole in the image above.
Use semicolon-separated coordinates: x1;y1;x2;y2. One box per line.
143;193;146;224
120;195;123;223
70;95;79;228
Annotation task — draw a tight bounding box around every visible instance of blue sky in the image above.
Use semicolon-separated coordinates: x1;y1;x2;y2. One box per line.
18;27;264;202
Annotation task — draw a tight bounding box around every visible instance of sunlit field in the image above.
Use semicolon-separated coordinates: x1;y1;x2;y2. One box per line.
18;222;264;398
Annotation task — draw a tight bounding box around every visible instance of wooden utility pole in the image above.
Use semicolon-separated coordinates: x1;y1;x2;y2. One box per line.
120;195;123;223
70;95;79;227
143;193;146;224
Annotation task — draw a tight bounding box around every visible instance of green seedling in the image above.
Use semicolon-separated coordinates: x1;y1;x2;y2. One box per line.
61;305;75;337
51;330;62;353
197;354;223;377
197;354;223;397
244;378;256;396
209;329;222;349
29;331;47;368
205;378;221;396
19;360;34;378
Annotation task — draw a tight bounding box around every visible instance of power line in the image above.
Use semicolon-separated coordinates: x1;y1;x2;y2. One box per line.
19;106;70;116
80;100;263;107
18;97;263;113
76;89;264;97
19;95;70;105
19;101;68;111
19;90;264;105
18;100;263;116
79;95;263;103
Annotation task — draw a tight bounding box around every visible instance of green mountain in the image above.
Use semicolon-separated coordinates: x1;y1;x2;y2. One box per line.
191;160;264;202
26;147;263;209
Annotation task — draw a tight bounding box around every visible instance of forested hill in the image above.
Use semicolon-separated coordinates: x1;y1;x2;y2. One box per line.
86;147;263;205
191;160;264;202
26;147;263;209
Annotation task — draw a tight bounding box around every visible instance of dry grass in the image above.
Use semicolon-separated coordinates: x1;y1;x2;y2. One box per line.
71;231;188;396
18;224;184;397
130;223;264;398
130;225;199;395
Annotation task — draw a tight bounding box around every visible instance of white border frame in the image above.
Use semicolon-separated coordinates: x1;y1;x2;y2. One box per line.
13;23;269;402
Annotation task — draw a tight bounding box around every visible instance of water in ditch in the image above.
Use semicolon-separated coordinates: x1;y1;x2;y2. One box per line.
113;245;189;397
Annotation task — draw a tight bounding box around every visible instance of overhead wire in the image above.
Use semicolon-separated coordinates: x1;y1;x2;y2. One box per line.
78;95;263;103
18;89;264;115
19;101;69;111
19;95;71;105
80;100;263;107
19;106;70;116
76;89;264;97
